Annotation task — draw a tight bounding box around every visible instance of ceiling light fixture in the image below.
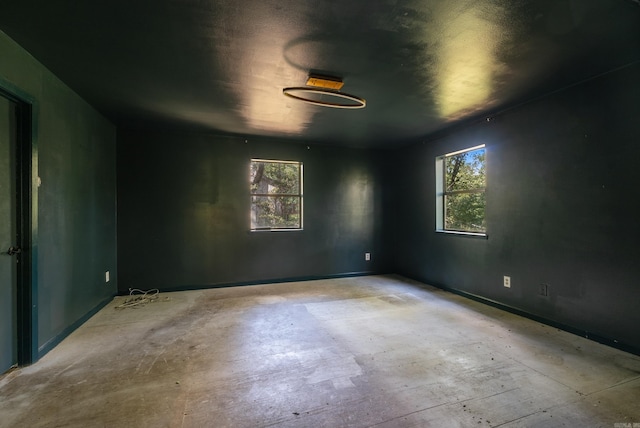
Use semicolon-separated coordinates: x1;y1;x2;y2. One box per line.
283;74;366;109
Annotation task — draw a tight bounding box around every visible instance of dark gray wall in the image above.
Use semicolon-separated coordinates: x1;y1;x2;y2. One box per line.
392;62;640;350
0;31;117;354
117;131;388;292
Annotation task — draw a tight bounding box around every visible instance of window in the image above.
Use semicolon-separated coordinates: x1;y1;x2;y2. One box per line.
250;159;303;230
436;145;486;235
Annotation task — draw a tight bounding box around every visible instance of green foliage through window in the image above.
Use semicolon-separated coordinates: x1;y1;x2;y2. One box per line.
437;145;486;233
250;159;303;230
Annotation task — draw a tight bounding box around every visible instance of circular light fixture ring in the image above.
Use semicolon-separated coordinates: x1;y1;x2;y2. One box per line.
282;87;366;109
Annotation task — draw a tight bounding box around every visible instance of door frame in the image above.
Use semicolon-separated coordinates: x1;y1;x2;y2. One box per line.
0;78;38;366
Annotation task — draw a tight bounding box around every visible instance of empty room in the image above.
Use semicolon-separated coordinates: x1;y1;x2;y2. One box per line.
1;1;639;427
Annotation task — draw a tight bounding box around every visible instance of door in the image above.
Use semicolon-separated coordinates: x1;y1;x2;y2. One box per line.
0;95;18;374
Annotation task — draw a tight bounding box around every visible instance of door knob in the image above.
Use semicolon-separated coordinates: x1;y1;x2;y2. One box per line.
6;246;22;256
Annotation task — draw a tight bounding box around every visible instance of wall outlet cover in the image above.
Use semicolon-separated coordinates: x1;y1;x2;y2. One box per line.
540;283;549;296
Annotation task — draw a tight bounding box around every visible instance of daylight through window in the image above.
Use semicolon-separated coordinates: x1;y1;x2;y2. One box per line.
250;159;303;230
436;145;486;234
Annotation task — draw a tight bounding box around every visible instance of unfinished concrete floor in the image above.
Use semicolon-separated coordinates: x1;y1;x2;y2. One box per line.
1;275;639;427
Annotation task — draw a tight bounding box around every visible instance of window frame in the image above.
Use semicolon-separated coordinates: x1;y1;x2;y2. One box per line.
250;158;304;232
435;144;487;237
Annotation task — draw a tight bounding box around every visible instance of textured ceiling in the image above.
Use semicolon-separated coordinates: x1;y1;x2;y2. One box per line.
1;0;638;147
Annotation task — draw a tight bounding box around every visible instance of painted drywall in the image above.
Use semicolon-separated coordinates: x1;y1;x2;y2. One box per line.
392;62;640;350
0;31;117;354
117;131;388;292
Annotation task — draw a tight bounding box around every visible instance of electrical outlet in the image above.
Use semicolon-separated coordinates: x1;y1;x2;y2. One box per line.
539;283;549;297
105;271;110;283
503;276;511;288
365;252;371;261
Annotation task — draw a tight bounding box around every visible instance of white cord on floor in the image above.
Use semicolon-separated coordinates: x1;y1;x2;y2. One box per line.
115;288;164;309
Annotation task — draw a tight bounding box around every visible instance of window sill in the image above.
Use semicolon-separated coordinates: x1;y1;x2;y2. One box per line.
435;230;488;239
250;228;304;233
